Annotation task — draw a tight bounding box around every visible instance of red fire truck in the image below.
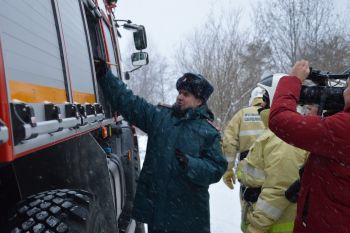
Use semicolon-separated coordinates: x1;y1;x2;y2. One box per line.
0;0;147;232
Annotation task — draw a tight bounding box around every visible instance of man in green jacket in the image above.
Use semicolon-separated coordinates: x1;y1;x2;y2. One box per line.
96;62;227;233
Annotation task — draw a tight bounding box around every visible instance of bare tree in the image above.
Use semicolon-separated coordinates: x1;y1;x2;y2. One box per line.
175;8;273;128
253;0;349;72
176;10;244;127
305;35;350;73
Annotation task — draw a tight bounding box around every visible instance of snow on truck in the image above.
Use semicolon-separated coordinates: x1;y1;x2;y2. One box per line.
0;0;149;232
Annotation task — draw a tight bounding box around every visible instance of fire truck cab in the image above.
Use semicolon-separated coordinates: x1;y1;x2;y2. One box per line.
0;0;147;232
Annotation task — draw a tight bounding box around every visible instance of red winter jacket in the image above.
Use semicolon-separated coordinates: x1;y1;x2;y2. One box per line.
269;76;350;233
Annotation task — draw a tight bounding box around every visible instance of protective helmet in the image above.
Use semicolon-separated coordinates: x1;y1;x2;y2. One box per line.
248;86;264;106
258;73;287;107
176;73;214;102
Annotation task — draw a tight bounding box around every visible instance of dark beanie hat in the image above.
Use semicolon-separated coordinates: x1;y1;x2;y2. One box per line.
176;73;214;102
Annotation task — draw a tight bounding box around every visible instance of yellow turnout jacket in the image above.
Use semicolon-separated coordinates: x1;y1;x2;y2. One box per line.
237;110;308;233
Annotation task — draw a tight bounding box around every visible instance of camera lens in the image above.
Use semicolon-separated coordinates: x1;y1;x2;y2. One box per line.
300;86;322;104
300;86;344;111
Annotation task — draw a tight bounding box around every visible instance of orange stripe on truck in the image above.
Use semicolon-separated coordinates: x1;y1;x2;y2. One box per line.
9;80;96;104
10;80;67;103
73;91;96;104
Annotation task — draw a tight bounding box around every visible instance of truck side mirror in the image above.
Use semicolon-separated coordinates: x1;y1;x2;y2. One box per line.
133;25;147;50
131;52;149;66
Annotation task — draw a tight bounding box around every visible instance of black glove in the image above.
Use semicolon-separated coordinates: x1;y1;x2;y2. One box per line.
241;185;262;203
94;57;108;78
285;179;301;203
285;165;304;203
175;148;189;170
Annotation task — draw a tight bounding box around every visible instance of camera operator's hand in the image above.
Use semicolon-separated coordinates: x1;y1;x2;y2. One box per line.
290;59;310;82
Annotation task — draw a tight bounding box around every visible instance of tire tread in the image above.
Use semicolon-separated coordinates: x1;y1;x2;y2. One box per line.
9;189;92;233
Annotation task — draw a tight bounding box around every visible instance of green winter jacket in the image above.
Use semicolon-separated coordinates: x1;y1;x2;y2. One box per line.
99;70;227;233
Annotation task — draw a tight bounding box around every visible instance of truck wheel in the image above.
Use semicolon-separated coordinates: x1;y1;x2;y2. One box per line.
8;189;106;233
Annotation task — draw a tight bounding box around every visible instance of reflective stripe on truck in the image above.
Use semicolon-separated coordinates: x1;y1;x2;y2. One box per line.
9;80;95;104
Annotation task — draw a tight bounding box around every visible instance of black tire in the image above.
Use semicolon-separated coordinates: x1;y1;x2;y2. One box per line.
7;189;107;233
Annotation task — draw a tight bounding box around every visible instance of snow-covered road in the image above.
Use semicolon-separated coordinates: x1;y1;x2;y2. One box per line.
137;134;242;233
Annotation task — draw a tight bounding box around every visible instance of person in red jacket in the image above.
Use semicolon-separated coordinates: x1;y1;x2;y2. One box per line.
268;59;350;233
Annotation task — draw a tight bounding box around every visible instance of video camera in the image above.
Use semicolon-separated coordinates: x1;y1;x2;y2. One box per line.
299;68;350;114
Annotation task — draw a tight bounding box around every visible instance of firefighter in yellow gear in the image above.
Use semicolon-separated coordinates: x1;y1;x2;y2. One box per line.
236;74;308;233
222;87;266;189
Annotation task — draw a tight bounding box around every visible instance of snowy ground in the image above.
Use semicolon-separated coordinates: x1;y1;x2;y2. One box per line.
137;134;242;233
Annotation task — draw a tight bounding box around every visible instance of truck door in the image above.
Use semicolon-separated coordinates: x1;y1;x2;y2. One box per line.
56;0;97;104
0;0;69;103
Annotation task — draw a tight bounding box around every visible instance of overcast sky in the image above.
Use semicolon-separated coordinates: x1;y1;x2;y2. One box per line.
115;0;349;59
116;0;254;55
